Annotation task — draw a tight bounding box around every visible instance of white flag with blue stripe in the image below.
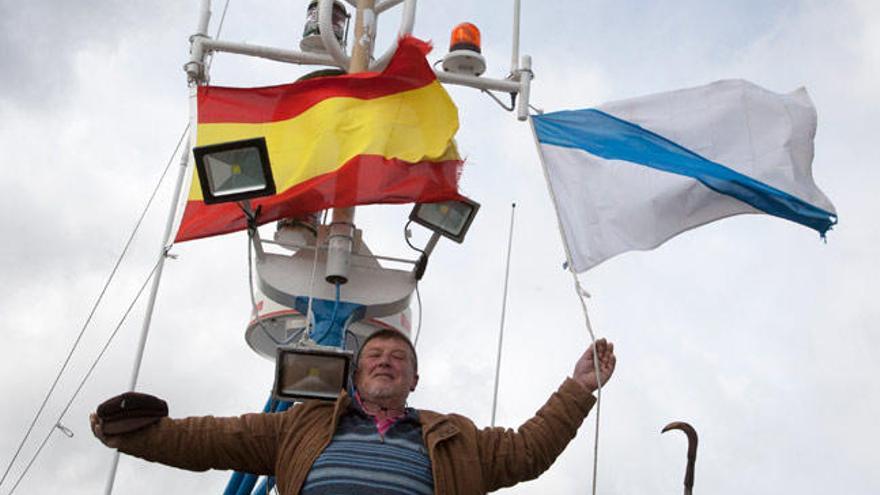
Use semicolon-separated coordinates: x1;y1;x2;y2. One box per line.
532;79;837;272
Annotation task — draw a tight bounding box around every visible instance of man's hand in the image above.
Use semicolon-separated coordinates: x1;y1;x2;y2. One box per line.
90;413;122;449
571;338;616;393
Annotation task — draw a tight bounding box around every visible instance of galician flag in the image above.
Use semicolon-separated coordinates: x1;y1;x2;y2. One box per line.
532;79;837;272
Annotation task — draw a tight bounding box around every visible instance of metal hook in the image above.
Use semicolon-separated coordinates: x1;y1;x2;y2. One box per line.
662;421;698;495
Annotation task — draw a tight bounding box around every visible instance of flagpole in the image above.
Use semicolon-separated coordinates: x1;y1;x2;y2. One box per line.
101;132;192;495
325;0;376;285
490;203;516;427
102;4;207;492
528;117;604;495
101;128;192;495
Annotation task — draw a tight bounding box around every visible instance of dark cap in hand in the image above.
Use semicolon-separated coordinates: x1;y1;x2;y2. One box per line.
96;392;168;435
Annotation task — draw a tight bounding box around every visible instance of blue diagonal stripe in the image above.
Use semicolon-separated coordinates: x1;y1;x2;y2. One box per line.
533;109;837;235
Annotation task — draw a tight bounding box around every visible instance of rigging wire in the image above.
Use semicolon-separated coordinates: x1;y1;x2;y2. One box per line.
7;257;164;495
0;124;188;490
490;203;516;427
205;0;232;74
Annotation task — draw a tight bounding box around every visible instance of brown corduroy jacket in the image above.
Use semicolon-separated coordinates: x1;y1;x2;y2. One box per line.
115;378;595;494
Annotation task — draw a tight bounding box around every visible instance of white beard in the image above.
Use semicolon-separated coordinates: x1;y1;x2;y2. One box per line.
360;381;402;403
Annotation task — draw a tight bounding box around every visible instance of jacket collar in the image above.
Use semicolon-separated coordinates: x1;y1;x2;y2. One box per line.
331;392;460;441
418;409;460;441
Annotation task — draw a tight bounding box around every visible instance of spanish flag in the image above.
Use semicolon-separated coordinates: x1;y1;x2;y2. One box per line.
175;37;462;242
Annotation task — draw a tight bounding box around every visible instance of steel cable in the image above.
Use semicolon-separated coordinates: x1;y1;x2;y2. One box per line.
0;124;188;490
7;257;164;494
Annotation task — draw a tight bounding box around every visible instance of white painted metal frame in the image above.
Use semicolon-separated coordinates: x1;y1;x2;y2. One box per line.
185;0;534;120
106;1;534;492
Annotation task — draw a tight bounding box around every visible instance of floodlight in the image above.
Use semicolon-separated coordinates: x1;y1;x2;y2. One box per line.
273;346;353;402
409;197;480;243
193;137;276;205
442;22;486;76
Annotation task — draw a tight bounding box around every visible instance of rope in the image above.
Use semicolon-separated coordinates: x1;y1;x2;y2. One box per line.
528;116;603;495
0;124;187;490
490;203;516;427
570;275;602;495
7;257;164;494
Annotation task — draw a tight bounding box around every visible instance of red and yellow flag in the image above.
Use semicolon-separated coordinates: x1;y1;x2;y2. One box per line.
175;37;462;242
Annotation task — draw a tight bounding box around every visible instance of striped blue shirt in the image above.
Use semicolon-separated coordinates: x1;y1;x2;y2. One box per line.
300;404;434;494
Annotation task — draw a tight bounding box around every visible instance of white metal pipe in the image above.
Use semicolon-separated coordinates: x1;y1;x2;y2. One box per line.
200;38;338;68
516;55;532;121
185;0;213;83
325;0;376;284
510;0;521;74
196;0;212;35
103;132;193;495
369;0;416;71
376;0;405;13
259;239;418;265
435;69;521;93
104;13;206;489
320;0;351;70
325;220;355;284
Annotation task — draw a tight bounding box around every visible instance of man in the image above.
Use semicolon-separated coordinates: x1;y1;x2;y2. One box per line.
92;330;616;494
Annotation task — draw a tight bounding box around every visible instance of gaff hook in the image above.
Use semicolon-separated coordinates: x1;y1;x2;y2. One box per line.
662;421;698;495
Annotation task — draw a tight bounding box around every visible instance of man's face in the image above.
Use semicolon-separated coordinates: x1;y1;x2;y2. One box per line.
354;336;419;404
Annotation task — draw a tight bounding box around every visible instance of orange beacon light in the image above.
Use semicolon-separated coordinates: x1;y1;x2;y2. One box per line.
449;22;481;53
442;22;487;76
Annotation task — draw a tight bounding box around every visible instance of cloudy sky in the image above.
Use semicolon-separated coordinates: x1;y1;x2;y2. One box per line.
1;0;878;494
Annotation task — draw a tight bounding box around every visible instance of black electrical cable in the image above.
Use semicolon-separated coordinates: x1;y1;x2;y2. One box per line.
7;257;164;494
0;124;188;490
481;89;516;112
403;220;425;254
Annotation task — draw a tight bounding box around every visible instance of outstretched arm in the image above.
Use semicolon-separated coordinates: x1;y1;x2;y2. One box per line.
91;409;284;475
477;339;616;491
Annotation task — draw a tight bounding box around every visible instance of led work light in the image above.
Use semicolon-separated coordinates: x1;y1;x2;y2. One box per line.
409;197;480;244
192;137;276;205
273;346;353;402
